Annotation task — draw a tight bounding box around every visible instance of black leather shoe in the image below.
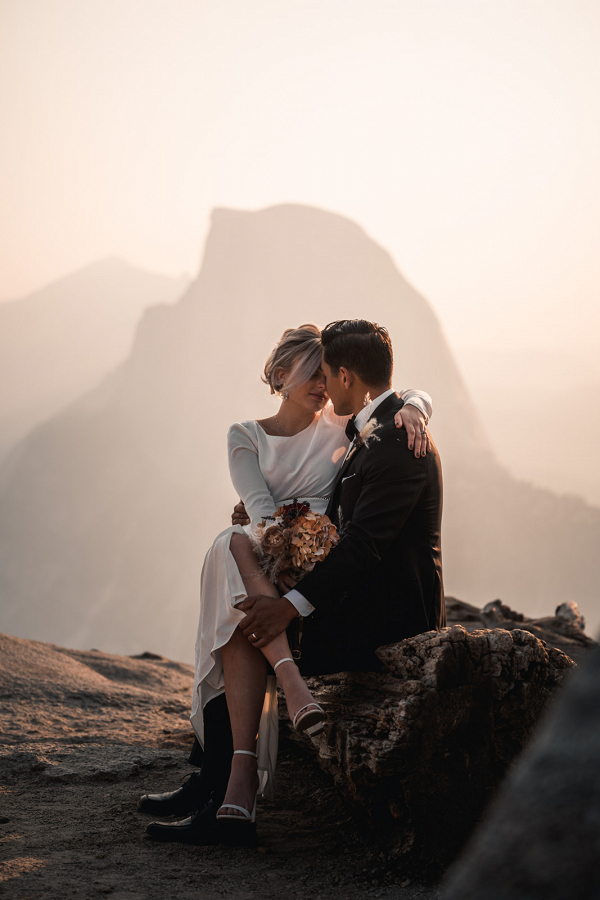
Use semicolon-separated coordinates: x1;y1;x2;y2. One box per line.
145;801;257;846
138;772;207;817
145;801;220;845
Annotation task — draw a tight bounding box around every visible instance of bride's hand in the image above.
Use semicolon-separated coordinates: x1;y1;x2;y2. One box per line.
231;500;250;526
277;572;298;594
394;405;431;458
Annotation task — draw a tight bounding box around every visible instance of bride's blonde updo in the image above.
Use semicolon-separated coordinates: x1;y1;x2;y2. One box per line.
262;324;323;396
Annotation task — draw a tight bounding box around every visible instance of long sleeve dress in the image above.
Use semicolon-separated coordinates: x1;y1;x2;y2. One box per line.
190;391;432;796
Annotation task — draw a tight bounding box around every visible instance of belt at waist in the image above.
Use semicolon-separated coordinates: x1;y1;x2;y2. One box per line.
276;495;331;506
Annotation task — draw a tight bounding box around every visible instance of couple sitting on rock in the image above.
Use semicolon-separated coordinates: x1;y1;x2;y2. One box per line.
139;318;445;843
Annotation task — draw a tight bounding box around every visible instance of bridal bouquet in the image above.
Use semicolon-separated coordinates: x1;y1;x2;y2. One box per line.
251;500;340;584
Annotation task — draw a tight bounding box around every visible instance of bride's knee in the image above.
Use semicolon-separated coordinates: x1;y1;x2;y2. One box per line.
230;531;256;566
230;532;249;550
230;532;252;555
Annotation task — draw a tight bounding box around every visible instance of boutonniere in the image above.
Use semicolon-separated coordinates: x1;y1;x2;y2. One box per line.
358;418;382;447
345;418;382;463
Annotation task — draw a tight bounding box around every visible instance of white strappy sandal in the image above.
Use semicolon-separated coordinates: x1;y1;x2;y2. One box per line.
273;657;326;736
216;750;258;825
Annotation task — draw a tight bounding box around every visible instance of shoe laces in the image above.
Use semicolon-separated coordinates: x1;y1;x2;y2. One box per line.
178;771;201;786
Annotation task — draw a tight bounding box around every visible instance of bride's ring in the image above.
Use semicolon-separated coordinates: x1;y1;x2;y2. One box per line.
251;633;257;640
420;429;427;435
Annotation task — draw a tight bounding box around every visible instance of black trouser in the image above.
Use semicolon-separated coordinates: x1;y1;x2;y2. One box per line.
189;693;234;810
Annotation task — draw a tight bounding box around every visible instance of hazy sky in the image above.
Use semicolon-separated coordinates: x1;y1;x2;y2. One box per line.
2;0;599;352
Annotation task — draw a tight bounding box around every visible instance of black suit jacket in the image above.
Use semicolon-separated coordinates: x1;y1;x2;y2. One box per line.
298;393;445;675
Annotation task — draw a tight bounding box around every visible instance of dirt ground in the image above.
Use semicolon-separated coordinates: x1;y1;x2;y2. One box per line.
0;633;441;899
2;601;592;898
0;735;441;900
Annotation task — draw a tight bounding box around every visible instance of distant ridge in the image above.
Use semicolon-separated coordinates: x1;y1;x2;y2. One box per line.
0;258;189;460
0;204;598;660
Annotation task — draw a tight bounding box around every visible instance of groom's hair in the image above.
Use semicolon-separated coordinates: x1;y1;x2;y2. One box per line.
321;320;393;384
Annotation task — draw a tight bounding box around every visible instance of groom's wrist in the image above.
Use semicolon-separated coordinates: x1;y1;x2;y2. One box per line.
284;589;315;618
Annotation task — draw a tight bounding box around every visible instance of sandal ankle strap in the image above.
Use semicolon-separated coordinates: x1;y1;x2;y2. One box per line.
273;657;295;673
292;702;325;728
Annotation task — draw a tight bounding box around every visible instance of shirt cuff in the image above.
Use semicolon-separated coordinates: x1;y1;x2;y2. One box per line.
404;397;429;423
284;588;315;617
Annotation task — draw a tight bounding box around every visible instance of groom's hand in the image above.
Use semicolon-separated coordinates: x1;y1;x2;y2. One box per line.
394;405;431;458
231;500;250;526
235;595;299;648
277;572;298;593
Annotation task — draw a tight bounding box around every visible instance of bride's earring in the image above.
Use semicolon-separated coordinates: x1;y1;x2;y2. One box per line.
363;391;371;406
281;389;289;401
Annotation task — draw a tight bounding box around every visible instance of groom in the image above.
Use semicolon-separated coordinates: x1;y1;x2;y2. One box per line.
143;319;444;842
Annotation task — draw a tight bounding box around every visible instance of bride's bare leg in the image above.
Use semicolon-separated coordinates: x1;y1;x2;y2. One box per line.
230;532;323;726
219;626;266;819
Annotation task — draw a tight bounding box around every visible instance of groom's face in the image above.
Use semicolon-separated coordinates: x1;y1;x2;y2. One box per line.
322;358;353;416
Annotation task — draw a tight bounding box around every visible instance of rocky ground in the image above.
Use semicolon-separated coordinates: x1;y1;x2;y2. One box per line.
0;599;594;899
0;633;439;900
0;741;442;900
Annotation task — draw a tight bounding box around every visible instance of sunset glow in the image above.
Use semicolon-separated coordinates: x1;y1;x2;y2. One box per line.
2;0;599;353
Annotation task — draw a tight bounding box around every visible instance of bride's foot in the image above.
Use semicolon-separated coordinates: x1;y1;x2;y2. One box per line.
217;751;259;823
273;658;325;734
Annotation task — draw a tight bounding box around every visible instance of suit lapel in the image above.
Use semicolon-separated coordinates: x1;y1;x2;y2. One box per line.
327;393;404;518
327;442;361;518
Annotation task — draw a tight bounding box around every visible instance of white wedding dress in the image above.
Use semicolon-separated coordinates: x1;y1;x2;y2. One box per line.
190;393;431;797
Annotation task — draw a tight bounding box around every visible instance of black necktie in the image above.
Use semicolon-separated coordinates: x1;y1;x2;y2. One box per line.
345;415;358;442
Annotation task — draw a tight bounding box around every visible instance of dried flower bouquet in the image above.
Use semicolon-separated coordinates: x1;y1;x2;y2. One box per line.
251;500;340;584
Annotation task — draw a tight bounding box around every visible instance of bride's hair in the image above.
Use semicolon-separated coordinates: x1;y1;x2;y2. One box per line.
262;324;322;396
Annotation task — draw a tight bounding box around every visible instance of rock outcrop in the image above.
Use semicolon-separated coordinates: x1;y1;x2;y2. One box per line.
296;625;576;878
445;597;595;664
442;644;600;900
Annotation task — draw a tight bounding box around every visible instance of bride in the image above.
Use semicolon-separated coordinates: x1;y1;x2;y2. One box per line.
188;323;433;827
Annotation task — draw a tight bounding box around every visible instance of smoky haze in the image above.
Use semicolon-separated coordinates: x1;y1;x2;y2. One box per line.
456;349;600;509
0;204;598;663
0;259;188;463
